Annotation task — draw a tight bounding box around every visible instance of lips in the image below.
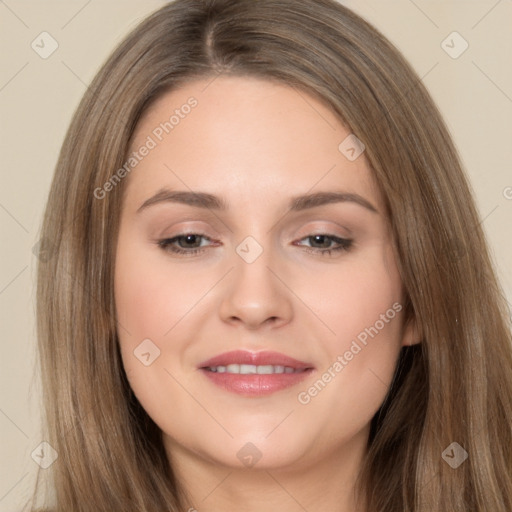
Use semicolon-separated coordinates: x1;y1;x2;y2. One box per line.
198;350;315;397
199;350;313;370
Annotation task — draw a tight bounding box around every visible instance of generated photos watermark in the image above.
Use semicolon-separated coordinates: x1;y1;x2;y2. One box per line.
297;302;403;405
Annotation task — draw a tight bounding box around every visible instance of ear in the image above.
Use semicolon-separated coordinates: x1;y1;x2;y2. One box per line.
401;314;422;347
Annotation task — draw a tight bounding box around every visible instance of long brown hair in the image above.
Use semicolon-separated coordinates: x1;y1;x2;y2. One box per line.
31;0;512;510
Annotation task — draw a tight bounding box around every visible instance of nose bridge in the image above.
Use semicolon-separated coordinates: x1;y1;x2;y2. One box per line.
233;233;280;300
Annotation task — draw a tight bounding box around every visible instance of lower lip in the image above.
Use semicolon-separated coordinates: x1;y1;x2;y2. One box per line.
200;368;314;397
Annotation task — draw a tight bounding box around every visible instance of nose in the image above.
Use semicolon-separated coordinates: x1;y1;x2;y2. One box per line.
218;244;294;331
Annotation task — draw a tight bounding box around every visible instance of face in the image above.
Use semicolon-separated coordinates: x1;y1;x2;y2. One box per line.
114;75;417;473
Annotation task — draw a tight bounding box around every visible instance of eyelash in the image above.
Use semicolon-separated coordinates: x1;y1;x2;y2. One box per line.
157;233;353;257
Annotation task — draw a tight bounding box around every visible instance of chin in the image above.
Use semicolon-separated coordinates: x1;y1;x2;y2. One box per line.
195;431;313;471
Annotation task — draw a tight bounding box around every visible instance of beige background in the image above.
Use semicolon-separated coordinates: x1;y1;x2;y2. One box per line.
1;1;511;509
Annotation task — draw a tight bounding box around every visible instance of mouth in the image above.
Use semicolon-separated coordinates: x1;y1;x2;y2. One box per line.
198;350;315;397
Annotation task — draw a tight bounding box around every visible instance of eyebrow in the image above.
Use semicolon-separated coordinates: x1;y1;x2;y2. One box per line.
136;188;378;214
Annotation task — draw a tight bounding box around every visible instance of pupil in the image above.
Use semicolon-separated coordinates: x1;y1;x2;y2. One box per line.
185;235;199;247
313;235;328;248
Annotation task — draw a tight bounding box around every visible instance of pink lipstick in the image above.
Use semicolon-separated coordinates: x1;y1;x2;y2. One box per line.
198;350;314;397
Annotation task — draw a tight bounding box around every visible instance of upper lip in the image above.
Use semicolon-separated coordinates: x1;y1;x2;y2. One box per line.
198;350;314;370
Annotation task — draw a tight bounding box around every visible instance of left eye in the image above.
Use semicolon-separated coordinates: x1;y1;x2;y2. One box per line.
295;234;353;255
157;233;353;257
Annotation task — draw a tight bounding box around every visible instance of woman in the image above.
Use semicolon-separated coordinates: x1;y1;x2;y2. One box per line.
31;0;512;510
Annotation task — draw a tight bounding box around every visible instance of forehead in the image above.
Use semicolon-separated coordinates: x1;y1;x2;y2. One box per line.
124;75;384;214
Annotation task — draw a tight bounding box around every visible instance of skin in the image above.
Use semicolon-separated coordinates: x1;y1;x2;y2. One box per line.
114;75;419;512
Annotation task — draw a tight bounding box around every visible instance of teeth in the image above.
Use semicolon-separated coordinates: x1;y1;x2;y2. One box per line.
208;364;303;374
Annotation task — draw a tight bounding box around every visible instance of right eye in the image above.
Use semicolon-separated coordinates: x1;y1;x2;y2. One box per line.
157;233;215;256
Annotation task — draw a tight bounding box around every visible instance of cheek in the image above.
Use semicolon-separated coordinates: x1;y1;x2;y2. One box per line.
310;245;403;352
114;236;214;420
296;247;404;426
296;307;404;450
114;249;188;433
114;236;209;343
